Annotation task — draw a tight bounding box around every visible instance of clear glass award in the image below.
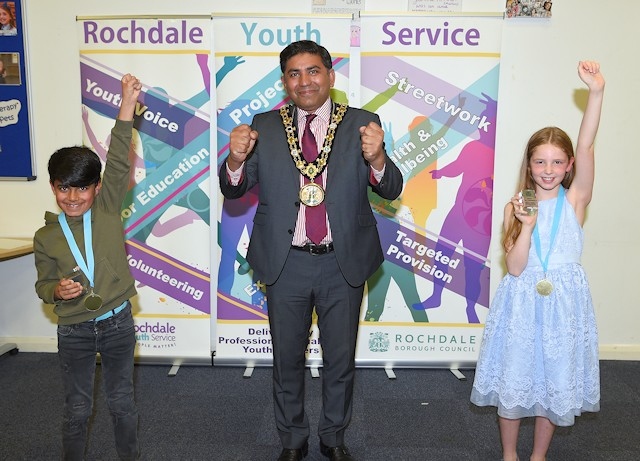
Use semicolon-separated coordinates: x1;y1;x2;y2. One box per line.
520;189;538;215
63;266;88;295
63;266;102;310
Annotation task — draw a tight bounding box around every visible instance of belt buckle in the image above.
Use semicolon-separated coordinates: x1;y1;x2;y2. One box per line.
308;243;329;255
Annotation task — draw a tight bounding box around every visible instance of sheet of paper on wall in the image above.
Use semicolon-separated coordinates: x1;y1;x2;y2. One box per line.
409;0;463;13
312;0;362;15
505;0;552;18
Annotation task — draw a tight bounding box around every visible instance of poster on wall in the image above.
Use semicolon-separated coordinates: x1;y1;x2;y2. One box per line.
505;0;552;18
312;0;362;15
0;0;35;180
358;13;503;368
212;14;352;366
76;15;212;363
409;0;463;13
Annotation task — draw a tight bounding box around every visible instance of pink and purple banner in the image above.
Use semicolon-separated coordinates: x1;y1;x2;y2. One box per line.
356;13;502;367
77;16;212;362
212;14;353;365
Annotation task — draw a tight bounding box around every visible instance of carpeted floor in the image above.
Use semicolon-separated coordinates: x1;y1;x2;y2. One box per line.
1;352;639;460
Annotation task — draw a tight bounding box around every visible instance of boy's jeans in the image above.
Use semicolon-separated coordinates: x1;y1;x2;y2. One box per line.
57;303;139;461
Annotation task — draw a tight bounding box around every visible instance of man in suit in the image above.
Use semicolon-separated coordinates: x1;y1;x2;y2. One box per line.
220;40;403;461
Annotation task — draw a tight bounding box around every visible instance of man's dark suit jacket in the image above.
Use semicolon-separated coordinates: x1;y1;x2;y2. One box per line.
219;103;403;287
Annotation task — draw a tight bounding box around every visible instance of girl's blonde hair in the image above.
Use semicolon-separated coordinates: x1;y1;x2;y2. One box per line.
502;126;575;252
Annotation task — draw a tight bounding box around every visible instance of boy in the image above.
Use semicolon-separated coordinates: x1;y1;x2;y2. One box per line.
34;73;142;460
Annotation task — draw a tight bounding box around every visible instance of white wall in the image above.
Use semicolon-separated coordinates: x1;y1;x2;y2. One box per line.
1;0;637;359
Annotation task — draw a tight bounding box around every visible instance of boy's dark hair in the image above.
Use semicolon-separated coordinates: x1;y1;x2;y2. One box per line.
48;146;102;187
280;40;333;73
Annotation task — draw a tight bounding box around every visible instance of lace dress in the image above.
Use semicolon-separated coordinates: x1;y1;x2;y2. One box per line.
470;191;600;426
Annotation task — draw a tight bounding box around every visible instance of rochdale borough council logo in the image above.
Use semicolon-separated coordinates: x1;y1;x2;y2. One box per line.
368;332;390;352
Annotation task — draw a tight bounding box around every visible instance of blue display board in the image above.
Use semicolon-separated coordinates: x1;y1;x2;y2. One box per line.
0;0;35;180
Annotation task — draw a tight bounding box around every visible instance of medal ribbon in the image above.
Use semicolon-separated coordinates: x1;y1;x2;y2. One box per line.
59;209;95;288
532;187;565;276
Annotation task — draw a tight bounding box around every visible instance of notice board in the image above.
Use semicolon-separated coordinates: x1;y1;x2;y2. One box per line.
0;0;35;180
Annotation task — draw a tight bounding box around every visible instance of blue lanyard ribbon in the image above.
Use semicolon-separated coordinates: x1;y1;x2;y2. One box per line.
58;209;95;288
532;187;565;275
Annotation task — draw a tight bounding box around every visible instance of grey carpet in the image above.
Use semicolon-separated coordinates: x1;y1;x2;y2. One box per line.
1;352;638;460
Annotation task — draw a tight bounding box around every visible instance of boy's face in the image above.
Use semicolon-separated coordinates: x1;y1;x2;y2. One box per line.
50;181;102;217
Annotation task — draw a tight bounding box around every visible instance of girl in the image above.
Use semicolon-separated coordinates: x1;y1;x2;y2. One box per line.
470;60;605;461
0;2;17;35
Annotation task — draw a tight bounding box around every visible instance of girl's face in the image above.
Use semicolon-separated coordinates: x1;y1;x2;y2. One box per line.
529;143;573;197
0;9;10;26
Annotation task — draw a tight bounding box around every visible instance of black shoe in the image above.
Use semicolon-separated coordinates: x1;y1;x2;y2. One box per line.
319;441;355;461
277;440;308;461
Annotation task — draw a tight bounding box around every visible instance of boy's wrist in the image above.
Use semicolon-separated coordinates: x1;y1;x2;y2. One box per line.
117;104;136;121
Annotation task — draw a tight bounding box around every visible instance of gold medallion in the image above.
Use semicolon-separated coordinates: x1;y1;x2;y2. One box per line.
536;279;553;296
84;291;103;311
299;182;325;207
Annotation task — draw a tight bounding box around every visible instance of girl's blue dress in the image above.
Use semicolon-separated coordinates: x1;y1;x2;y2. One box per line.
470;191;600;426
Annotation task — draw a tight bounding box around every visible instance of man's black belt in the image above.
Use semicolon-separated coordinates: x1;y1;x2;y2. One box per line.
291;243;334;255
